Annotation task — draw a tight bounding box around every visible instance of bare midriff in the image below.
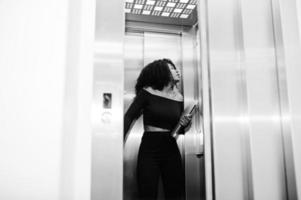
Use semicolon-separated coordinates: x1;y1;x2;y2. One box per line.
144;125;170;132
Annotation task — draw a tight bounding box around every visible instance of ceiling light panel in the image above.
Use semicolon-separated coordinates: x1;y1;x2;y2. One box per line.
176;3;186;9
146;0;156;5
180;14;189;18
182;9;193;14
161;12;170;17
173;8;183;13
134;4;143;9
154;6;163;11
186;4;196;9
170;13;180;18
152;10;161;16
144;5;154;10
166;2;176;7
125;0;197;19
156;1;166;6
126;2;133;8
136;0;146;3
132;8;142;14
142;10;151;15
164;7;173;12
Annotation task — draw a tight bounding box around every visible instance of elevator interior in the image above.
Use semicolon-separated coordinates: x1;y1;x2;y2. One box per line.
123;5;205;200
93;0;301;199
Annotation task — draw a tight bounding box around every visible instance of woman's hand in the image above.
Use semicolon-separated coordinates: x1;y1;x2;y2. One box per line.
179;114;192;128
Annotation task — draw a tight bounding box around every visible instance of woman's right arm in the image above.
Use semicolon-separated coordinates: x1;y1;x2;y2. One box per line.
124;90;147;141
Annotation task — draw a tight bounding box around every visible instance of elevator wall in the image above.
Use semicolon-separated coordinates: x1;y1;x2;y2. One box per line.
91;0;124;200
199;0;301;199
123;29;184;200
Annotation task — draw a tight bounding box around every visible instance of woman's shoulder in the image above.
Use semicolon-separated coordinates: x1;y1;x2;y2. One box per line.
171;87;184;102
143;87;183;102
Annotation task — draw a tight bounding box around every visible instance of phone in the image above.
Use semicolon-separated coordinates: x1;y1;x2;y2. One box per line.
188;104;197;115
171;103;198;138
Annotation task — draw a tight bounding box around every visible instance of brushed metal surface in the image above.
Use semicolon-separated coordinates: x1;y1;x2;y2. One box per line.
206;0;248;198
91;0;124;199
197;1;215;199
241;0;287;199
182;27;205;200
124;32;144;200
203;0;293;199
271;0;301;198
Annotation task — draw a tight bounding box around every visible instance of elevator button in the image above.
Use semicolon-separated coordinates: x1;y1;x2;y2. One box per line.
101;111;112;124
103;93;112;109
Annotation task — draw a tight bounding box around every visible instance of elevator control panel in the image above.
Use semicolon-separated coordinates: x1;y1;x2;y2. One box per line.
101;93;112;124
103;93;112;109
101;92;112;124
92;83;122;134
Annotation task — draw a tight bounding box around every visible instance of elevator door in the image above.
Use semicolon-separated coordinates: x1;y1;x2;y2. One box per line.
124;29;204;200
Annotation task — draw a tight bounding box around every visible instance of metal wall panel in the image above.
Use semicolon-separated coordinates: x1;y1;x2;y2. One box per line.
124;32;144;200
91;0;124;199
144;32;182;73
182;27;205;200
272;0;301;198
298;0;301;40
197;1;214;199
201;0;301;199
206;0;247;198
241;0;287;199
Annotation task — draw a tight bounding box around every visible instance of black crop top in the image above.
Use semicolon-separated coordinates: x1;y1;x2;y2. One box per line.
124;89;183;139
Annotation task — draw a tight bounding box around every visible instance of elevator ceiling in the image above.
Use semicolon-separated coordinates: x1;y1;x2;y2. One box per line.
125;0;198;26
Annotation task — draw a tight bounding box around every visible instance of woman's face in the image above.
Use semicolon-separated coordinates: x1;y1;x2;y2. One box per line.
168;63;181;82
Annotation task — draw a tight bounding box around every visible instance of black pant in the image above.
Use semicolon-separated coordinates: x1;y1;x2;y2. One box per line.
137;132;185;200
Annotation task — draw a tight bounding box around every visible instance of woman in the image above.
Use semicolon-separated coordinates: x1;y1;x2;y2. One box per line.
124;58;192;200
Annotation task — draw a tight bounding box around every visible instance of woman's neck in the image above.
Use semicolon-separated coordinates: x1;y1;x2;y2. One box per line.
162;83;174;93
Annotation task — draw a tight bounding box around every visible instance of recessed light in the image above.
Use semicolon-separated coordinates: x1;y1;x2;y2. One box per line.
161;12;170;16
125;8;131;13
186;4;196;9
173;8;183;13
166;2;176;7
125;0;134;2
154;6;163;11
180;14;189;18
146;0;156;5
142;10;151;15
179;0;189;3
134;4;143;9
